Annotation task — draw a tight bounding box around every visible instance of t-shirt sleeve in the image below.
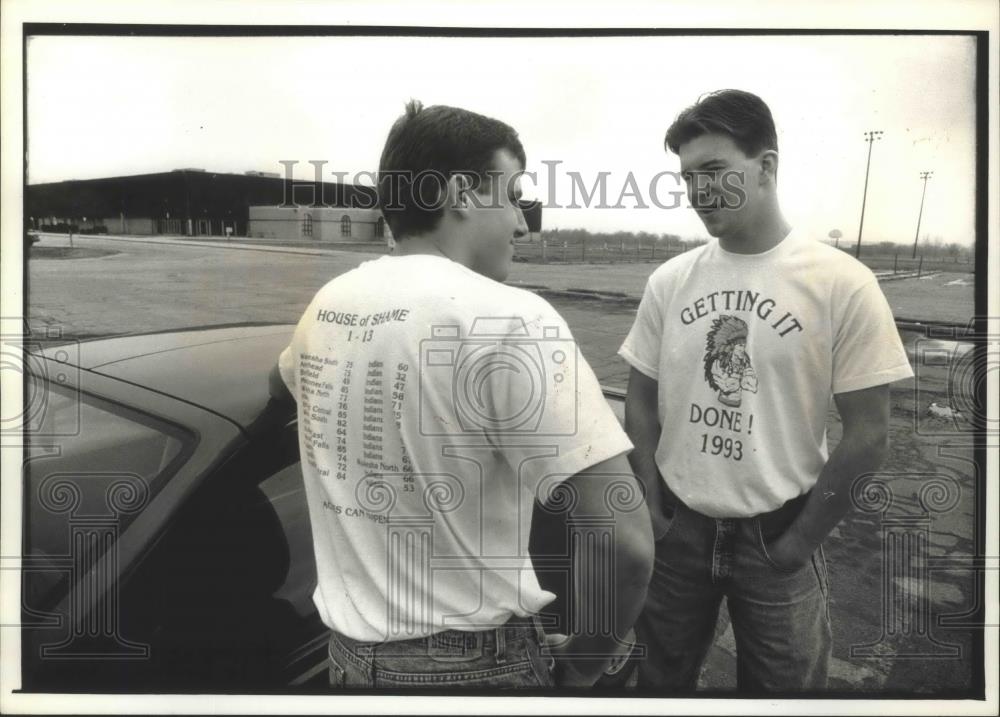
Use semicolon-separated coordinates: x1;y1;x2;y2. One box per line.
483;310;634;502
618;279;663;380
832;278;914;394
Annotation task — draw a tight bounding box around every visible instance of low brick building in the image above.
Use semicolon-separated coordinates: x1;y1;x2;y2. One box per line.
248;206;390;243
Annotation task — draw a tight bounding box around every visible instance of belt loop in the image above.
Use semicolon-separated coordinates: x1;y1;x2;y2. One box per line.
494;624;507;664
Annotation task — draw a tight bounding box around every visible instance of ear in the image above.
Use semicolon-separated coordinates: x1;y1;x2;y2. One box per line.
447;172;474;216
759;150;779;185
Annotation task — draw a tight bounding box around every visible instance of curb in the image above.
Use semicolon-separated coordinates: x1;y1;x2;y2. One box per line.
877;271;939;282
506;282;640;306
34;232;384;259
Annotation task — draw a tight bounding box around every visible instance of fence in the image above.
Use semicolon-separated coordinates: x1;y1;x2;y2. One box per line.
836;246;973;276
515;239;687;265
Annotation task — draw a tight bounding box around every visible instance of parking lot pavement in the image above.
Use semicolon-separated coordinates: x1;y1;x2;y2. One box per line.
25;233;982;694
32;232;976;325
508;261;659;298
27;233;379;338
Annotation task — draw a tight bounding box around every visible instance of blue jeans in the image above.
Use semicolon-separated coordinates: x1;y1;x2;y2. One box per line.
328;616;556;689
635;485;832;693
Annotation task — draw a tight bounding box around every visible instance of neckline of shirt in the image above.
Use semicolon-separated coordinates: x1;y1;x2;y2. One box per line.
712;228;801;262
371;252;493;282
379;251;454;263
373;252;464;271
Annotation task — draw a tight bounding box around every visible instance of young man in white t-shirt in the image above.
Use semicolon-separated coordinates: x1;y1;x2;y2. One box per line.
618;90;913;692
273;101;653;689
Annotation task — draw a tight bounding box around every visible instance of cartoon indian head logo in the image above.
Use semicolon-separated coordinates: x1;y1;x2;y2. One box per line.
703;315;758;407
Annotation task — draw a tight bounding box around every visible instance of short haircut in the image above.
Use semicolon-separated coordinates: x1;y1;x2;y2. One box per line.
665;89;778;157
377;100;526;240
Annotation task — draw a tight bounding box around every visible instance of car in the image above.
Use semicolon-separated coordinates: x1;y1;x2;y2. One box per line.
20;323;630;693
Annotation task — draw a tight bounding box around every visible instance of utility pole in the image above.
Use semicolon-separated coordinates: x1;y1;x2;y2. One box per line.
855;130;884;258
911;170;933;259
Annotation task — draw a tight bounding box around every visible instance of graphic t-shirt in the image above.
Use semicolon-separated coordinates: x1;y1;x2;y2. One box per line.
279;254;633;642
618;230;913;518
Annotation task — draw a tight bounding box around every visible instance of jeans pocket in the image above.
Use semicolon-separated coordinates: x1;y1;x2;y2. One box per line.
328;633;367;688
815;546;833;626
531;641;557;687
813;545;831;597
653;495;680;543
754;518;803;574
328;654;347;689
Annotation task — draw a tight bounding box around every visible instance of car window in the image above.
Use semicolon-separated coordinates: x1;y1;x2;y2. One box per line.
24;383;194;566
94;418;319;689
606;393;625;425
256;457;317;618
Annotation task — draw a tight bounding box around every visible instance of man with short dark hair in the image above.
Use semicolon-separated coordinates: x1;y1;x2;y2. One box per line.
619;89;913;692
274;101;653;689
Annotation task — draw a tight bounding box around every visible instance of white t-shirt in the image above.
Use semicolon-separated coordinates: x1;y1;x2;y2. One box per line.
618;231;913;519
279;254;633;642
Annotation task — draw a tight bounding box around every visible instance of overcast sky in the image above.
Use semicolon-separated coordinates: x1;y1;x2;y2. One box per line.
27;33;977;246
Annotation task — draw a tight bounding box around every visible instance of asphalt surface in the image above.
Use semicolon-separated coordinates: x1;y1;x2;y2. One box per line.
25;232;983;695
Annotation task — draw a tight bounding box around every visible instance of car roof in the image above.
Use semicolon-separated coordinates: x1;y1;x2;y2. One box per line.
44;323;627;432
63;324;295;431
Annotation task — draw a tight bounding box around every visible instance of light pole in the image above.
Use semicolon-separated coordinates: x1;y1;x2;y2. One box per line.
911;171;933;259
855;130;884;258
